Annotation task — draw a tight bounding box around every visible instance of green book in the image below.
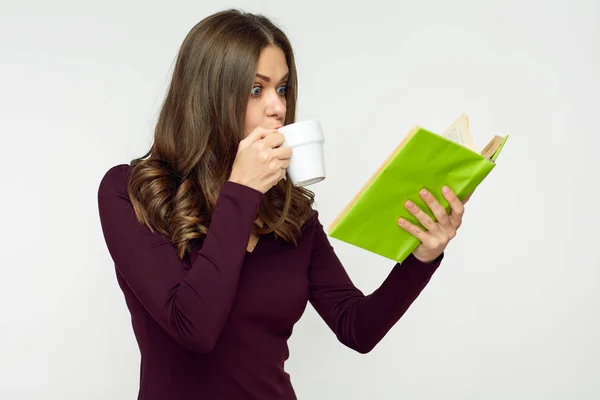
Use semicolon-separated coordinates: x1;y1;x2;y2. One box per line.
327;113;509;263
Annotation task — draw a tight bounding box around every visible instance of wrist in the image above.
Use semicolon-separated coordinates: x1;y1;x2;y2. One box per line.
414;252;444;264
227;173;244;186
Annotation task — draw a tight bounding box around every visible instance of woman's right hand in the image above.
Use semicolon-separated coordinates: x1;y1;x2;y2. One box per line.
228;127;292;194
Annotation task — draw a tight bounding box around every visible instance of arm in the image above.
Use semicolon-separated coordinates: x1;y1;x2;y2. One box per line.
97;166;261;354
308;212;443;354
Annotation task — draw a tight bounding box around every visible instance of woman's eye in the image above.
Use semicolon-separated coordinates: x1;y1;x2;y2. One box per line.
251;86;262;96
251;84;287;97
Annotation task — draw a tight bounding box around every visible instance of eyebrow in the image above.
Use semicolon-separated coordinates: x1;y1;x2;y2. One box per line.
255;72;290;83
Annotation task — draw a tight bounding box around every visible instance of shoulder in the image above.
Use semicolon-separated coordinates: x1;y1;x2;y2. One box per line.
301;208;322;234
98;163;132;199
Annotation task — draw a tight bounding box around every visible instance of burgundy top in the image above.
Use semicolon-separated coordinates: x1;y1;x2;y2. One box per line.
97;164;443;400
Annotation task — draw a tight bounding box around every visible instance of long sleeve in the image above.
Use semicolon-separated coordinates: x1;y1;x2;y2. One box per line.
308;212;443;354
97;165;262;354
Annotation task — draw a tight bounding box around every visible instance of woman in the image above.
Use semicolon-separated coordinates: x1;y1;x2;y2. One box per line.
97;8;468;400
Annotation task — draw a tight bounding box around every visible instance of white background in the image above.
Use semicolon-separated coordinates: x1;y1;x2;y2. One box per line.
1;0;599;398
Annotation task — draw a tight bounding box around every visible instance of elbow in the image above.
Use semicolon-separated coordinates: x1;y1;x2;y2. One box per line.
334;317;379;354
184;338;217;355
172;321;221;355
352;342;376;354
340;335;377;354
178;331;219;354
168;306;224;354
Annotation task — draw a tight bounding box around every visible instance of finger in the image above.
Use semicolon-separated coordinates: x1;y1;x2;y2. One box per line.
442;186;465;228
404;200;440;234
279;158;291;169
268;158;290;176
271;166;287;187
245;127;277;144
261;132;286;148
268;159;283;175
419;188;451;228
254;138;282;164
397;217;429;242
272;146;292;160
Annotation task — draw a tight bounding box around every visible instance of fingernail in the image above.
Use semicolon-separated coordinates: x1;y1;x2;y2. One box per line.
420;189;429;197
406;200;414;209
398;218;406;225
443;186;450;194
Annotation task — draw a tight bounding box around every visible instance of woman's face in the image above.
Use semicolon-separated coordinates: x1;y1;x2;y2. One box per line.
244;45;289;136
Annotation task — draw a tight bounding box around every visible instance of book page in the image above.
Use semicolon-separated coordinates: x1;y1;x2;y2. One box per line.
480;135;504;160
442;113;478;151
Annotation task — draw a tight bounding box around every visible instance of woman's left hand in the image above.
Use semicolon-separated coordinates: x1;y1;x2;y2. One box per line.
397;186;471;264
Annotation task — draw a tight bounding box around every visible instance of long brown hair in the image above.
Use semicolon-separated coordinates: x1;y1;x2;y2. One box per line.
127;9;315;259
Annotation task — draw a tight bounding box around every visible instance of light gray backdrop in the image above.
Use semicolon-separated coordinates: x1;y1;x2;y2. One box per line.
1;0;598;398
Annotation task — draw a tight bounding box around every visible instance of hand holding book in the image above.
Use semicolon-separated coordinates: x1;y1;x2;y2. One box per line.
398;185;470;263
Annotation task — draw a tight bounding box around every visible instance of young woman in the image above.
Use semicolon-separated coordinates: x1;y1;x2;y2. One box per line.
98;8;468;400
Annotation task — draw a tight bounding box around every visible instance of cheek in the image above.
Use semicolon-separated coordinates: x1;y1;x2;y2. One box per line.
244;103;261;137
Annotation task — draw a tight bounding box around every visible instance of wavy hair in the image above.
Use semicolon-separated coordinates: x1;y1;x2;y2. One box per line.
127;9;315;259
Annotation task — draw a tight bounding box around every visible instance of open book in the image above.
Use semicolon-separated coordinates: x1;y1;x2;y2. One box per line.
442;113;506;160
327;113;509;263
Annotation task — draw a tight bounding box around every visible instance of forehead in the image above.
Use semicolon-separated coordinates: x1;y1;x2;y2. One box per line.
256;46;288;75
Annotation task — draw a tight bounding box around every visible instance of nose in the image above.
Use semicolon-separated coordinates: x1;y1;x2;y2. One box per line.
265;90;286;120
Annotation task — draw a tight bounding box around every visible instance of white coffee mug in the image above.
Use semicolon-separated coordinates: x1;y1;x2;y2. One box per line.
277;120;326;187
